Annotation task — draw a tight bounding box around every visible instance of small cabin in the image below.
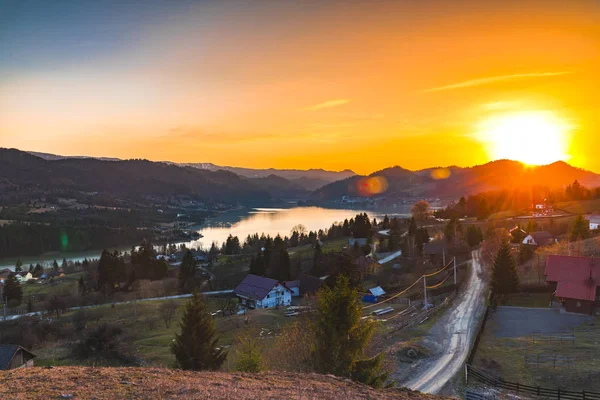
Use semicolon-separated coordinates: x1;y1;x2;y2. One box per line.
0;345;36;370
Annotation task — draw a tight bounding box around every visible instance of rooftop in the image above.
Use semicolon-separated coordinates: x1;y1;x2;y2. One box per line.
545;255;600;302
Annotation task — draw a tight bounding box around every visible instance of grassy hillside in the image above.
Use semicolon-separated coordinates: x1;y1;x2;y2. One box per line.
0;367;441;399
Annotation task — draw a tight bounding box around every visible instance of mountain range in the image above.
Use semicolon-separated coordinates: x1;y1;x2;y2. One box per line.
27;151;355;191
310;160;600;204
4;148;600;207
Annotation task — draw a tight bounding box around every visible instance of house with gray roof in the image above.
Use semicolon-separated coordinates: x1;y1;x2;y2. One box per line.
234;274;292;309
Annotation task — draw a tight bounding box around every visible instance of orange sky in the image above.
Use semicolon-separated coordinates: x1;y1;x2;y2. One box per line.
1;0;599;174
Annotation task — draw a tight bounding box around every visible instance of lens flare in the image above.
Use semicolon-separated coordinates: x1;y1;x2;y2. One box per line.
354;176;388;196
430;168;451;180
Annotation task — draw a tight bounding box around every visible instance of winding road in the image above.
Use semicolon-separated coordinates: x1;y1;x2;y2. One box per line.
402;250;487;394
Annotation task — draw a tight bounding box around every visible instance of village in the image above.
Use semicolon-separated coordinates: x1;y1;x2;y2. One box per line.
0;197;599;397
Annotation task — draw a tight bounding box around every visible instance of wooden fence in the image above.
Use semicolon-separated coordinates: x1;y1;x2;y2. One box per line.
466;365;600;400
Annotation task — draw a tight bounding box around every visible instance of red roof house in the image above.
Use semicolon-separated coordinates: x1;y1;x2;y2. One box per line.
545;255;600;314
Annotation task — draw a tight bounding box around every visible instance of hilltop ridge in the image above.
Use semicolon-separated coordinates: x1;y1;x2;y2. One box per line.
0;367;444;400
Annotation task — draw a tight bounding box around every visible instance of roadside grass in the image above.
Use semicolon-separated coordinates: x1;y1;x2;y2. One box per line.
556;199;600;215
22;272;84;297
473;317;600;391
496;292;552;308
488;210;520;220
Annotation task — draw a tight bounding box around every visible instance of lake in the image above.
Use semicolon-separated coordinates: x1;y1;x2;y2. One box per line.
0;206;411;270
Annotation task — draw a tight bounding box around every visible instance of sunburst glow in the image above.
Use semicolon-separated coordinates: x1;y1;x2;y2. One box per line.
477;111;571;166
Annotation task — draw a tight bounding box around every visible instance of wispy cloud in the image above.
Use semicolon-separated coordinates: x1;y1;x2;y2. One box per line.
304;99;351;111
423;71;573;93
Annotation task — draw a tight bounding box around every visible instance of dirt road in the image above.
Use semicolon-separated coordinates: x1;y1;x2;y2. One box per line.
399;250;488;394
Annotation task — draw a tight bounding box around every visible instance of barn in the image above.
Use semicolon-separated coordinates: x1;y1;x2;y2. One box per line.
545;255;600;315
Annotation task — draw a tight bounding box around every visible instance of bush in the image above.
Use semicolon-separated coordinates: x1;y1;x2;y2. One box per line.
72;323;136;365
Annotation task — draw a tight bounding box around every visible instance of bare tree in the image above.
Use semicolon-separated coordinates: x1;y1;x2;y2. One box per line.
411;200;431;225
159;300;179;328
291;224;307;235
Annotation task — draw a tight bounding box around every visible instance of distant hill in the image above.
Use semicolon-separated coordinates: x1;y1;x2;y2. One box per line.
0;367;441;400
311;160;600;203
1;148;271;206
176;162;356;191
24;151;356;191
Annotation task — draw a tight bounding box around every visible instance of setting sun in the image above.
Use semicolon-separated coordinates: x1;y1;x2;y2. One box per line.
477;111;572;166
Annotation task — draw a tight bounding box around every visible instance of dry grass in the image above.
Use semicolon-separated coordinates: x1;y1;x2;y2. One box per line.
0;367;444;400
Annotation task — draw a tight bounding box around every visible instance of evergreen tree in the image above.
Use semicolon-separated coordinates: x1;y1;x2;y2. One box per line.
444;217;462;245
466;225;484;247
171;292;227;370
414;228;430;255
313;241;323;272
78;275;86;296
52;260;59;274
61;258;68;271
33;263;43;277
382;215;390;229
408;217;417;236
224;235;241;255
15;259;23;273
26;296;33;313
311;275;389;387
3;274;23;305
209;242;219;255
491;242;519;295
570;214;591;242
97;249;126;291
178;250;197;292
131;242;167;281
249;248;267;276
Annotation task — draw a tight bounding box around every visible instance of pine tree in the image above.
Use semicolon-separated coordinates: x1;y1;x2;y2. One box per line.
178;250;197;292
78;275;86;296
3;274;23;305
15;259;23;273
570;214;591;242
53;260;59;274
312;241;323;272
491;242;519;295
26;296;33;313
311;275;389;387
171;292;227;370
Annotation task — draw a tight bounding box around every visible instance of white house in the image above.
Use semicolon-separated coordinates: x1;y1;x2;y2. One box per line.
585;215;600;230
14;272;33;283
234;274;292;309
522;231;555;246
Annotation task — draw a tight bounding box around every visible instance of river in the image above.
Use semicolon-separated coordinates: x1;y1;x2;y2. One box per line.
0;206;411;270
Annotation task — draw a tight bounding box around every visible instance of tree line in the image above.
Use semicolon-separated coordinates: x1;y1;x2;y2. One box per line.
0;222;147;258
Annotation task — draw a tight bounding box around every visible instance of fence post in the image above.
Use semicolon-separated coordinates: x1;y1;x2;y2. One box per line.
517;383;520;394
465;364;468;385
583;390;586;400
558;388;561;400
537;386;540;396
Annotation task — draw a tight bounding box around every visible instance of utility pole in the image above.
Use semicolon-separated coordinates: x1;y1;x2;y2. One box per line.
453;256;457;286
423;276;428;307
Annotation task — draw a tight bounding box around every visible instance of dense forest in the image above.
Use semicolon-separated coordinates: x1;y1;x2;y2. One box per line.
0;223;148;258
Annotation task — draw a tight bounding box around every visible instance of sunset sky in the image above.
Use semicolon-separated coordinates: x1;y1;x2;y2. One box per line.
1;0;599;174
